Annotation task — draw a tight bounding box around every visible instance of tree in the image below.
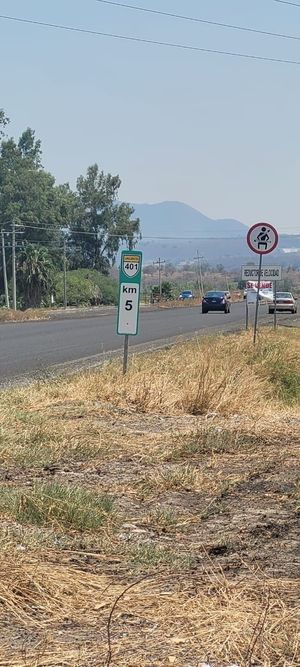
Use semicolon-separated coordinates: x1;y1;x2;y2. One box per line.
69;164;140;273
0;109;9;138
0;129;74;240
151;281;174;301
17;244;54;308
53;269;118;307
18;127;42;167
0;127;77;290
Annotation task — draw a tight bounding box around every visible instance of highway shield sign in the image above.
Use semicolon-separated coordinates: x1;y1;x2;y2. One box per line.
122;254;141;279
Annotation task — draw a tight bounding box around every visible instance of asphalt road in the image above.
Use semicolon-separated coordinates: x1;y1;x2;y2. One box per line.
0;302;272;383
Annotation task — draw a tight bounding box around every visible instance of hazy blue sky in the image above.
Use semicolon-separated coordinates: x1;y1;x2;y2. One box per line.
1;0;300;232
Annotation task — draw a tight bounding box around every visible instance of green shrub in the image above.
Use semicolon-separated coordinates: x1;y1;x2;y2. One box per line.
270;363;300;402
0;482;114;531
54;269;118;306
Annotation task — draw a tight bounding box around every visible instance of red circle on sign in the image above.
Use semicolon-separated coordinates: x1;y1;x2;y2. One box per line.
247;222;279;255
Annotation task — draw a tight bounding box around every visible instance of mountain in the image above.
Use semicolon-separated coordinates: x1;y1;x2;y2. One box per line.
137;235;300;269
133;201;247;239
130;202;300;268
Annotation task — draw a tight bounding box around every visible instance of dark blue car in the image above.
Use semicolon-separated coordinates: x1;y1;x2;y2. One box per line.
202;291;231;314
179;290;194;300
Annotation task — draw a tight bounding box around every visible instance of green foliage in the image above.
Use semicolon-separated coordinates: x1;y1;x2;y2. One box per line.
269;362;300;403
54;269;118;306
0;117;139;304
151;281;175;300
250;339;300;404
161;281;174;299
69;164;140;272
130;543;194;569
17;243;54;308
17;243;53;308
0;109;9;138
0;482;114;531
0;129;72;238
0;126;76;304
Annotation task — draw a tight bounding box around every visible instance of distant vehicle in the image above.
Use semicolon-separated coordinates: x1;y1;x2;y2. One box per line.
179;290;194;300
202;290;231;314
244;288;271;302
260;288;274;302
269;292;297;315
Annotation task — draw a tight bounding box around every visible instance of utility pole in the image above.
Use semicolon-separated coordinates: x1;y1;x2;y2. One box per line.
153;257;165;298
193;250;204;298
12;219;17;310
1;230;10;309
63;237;67;309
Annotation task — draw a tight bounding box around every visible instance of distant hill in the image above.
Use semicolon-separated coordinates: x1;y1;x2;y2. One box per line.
137;236;300;269
130;202;300;268
133;201;247;239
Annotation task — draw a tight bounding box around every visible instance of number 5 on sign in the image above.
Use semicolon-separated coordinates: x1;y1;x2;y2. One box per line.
117;251;143;335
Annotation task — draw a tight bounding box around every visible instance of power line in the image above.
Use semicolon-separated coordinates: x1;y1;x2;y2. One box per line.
272;0;300;7
1;14;300;65
14;224;300;239
15;222;140;238
96;0;300;43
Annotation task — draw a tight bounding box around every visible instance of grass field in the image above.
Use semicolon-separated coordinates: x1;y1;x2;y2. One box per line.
0;328;299;666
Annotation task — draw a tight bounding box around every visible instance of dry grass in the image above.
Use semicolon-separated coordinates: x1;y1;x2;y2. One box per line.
24;328;297;417
0;327;299;665
0;552;298;666
0;308;51;322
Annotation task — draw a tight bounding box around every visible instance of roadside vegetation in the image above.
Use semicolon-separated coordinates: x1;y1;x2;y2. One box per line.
1;107;300;316
0;108;139;312
0;327;299;665
53;269;118;307
0;307;51;322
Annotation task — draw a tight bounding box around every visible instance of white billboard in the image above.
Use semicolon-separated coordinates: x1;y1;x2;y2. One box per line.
241;266;282;281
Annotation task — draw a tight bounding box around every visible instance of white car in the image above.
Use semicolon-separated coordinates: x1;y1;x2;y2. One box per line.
269;292;297;314
260;288;274;303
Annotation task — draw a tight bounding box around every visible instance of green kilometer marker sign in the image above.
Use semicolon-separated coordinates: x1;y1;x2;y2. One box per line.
117;250;143;336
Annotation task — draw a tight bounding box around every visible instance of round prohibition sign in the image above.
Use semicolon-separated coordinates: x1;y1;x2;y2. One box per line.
247;222;278;255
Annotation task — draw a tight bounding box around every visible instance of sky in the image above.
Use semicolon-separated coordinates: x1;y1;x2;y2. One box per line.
1;0;300;233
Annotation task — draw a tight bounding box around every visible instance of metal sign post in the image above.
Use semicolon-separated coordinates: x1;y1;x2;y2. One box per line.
246;222;279;344
117;250;143;374
253;254;262;345
123;333;129;375
274;281;277;330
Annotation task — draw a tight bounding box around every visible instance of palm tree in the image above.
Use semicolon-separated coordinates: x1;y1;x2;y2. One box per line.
17;244;53;308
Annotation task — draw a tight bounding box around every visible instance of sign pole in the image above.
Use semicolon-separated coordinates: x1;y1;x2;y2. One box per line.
253;253;262;345
274;281;277;330
245;298;249;331
123;334;129;375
